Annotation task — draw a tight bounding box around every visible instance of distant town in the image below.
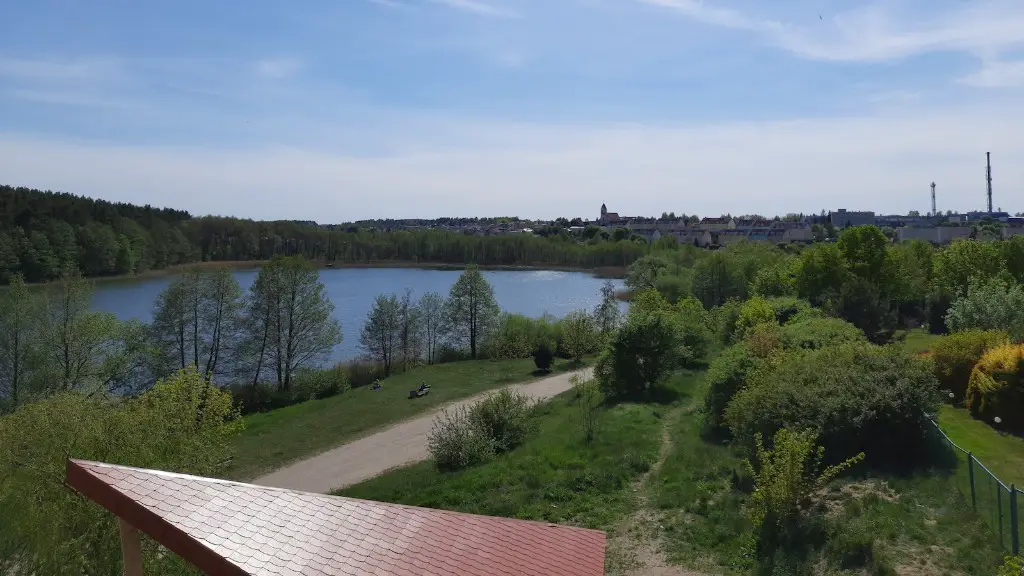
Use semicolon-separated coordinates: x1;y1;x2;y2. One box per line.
343;203;1024;247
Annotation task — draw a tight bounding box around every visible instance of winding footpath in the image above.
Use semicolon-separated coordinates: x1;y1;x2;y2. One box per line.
252;367;593;494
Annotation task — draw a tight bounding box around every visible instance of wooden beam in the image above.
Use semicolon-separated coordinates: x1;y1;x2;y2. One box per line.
118;518;144;576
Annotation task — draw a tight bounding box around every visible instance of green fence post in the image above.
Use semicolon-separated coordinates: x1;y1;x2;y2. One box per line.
1012;485;1020;555
999;485;1005;545
968;452;977;508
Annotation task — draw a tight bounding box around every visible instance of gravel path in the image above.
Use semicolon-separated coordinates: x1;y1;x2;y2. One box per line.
252;367;593;494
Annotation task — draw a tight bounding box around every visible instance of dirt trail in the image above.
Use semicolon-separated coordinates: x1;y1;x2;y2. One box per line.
606;405;709;576
252;367;592;494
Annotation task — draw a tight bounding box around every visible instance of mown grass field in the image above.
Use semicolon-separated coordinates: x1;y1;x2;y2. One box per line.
226;357;586;480
939;405;1024;488
899;328;944;355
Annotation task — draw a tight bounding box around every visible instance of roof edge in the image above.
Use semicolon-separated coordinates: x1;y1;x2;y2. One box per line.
65;459;248;576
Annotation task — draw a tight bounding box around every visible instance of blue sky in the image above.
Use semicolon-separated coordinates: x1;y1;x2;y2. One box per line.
1;0;1023;221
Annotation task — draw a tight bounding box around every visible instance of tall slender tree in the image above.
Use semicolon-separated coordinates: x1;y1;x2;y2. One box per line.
416;291;445;365
0;275;43;410
593;280;622;334
443;265;500;359
360;293;401;376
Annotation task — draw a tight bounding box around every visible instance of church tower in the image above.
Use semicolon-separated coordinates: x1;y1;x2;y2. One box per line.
600;203;607;223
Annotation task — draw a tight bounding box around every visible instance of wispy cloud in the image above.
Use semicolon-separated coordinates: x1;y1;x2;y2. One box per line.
0;56;121;81
430;0;518;18
636;0;1024;64
254;58;302;80
959;58;1024;88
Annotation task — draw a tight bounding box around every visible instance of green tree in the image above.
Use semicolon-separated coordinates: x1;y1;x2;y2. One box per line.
443;265;500;359
795;243;848;305
150;268;242;380
0;275;44;410
560;309;598;361
593;280;621;334
691;251;746;308
0;366;240;575
837;225;888;285
248;256;341;390
595;310;679;397
734;296;777;341
933;239;1006;296
360;293;402;376
416;291;446;365
397;289;422;370
945;278;1024;342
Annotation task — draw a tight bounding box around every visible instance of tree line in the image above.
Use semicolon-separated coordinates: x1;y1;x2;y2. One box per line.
0;185;648;284
0;256;342;414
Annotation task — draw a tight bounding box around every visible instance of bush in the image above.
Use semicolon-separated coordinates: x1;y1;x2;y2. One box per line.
965;344;1024;430
746;428;863;568
427;406;496;471
778;316;866;351
702;343;765;438
931;330;1009;402
559;309;599;361
231;365;351;414
596;310;680;397
291;366;350;401
725;344;940;466
713;299;744;344
734;296;778;341
764;297;813;325
926;289;952;335
0;367;240;575
675;297;713;366
469;388;535;453
573;375;602;444
488;313;556;359
946;278;1024;342
533;342;554;371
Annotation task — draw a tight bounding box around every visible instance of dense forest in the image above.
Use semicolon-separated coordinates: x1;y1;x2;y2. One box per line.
0;185;648;283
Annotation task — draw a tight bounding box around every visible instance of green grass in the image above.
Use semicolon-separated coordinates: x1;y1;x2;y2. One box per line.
898;328;943;354
938;405;1024;487
225;357;586;480
335;375;690;529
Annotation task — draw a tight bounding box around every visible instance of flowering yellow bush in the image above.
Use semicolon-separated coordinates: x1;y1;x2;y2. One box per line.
965;344;1024;428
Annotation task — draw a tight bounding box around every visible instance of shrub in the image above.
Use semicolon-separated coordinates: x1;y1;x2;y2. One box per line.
746;428;863;566
946;278;1024;342
596;310;680;397
231;365;351;414
926;289;952;335
931;330;1009;402
750;260;797;298
713;299;744;344
965;344;1024;429
488;313;548;359
725;344;940;466
559;309;599;361
734;296;778;341
764;297;813;325
470;388;536;453
533;342;554;371
427;406;496;471
701;343;765;438
778;316;865;351
0;367;240;575
572;375;602;444
291;366;350;401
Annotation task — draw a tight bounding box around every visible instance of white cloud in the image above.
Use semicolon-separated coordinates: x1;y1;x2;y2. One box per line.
636;0;1024;63
2;102;1021;221
0;56;121;81
430;0;518;18
253;58;303;80
959;59;1024;88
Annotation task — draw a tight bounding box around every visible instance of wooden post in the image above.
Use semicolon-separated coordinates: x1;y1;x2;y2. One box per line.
118;518;144;576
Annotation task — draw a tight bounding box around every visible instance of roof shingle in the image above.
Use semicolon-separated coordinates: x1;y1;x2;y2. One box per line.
66;459;606;576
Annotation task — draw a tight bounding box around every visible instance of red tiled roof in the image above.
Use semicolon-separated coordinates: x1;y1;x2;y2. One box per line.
66;459;606;576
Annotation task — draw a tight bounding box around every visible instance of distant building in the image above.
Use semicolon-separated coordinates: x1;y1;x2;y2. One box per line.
599;203;633;226
829;209;875;229
699;217;737;231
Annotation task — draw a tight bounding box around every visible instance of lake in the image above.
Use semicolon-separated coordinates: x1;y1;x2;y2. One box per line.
92;268;625;363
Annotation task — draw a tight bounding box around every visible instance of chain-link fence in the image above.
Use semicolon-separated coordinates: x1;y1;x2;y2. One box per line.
929;416;1022;554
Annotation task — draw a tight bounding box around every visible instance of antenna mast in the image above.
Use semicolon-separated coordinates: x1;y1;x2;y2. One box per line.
986;152;993;213
931;182;936;216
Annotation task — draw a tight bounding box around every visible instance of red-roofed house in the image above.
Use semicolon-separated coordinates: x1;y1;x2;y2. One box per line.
66;459;607;576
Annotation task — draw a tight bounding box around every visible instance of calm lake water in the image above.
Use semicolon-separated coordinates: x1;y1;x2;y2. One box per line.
92;268;625;363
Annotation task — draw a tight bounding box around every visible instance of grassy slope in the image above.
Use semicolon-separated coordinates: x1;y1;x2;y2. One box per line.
899;328;944;355
939;405;1024;487
654;371;1005;575
226;357;585;480
335;375;692;530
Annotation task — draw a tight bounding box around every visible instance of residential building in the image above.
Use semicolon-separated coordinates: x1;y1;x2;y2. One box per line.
829;209;876;229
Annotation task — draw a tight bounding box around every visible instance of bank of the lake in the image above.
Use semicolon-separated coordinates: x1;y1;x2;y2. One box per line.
91;267;626;364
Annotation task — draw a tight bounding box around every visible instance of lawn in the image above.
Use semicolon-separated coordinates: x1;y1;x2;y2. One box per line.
899;327;943;354
335;373;693;530
938;405;1024;487
225;357;586;480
